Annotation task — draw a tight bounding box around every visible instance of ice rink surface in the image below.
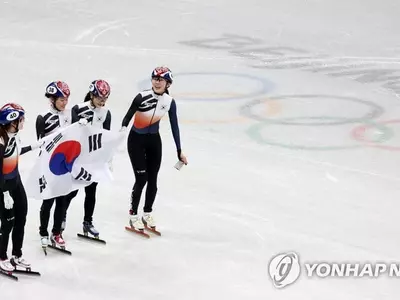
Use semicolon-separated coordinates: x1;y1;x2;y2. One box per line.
1;0;400;299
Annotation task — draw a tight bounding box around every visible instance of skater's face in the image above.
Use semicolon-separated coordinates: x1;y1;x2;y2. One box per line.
54;97;69;111
8;117;24;132
17;117;25;131
92;95;108;108
152;77;169;94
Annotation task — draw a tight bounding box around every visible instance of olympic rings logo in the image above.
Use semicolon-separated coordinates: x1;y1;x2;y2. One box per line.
138;72;399;151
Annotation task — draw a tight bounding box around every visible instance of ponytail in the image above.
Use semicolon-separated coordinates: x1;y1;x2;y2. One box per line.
0;125;10;147
84;92;91;102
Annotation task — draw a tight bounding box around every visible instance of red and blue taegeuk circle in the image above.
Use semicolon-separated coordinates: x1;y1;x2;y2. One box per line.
49;141;81;175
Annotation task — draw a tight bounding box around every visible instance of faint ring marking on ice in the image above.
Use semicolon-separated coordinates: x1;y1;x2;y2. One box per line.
74;12;195;44
246;117;392;151
351;119;400;151
240;95;384;126
91;24;127;44
137;72;274;101
74;17;143;43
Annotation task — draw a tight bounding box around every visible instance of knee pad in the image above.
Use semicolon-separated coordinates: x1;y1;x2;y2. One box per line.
1;210;15;232
134;170;148;189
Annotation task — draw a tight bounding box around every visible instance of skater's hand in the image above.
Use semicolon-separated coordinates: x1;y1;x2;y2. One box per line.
119;126;127;133
78;118;88;126
3;191;13;210
179;152;188;165
31;138;45;150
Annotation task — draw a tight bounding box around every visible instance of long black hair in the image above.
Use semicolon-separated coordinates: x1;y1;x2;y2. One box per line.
0;120;18;146
0;125;9;146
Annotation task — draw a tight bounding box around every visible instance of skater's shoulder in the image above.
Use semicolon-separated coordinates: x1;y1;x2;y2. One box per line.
163;93;174;102
74;102;90;109
139;89;152;97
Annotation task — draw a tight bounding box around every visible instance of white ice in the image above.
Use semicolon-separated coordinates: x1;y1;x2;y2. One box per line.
1;0;400;299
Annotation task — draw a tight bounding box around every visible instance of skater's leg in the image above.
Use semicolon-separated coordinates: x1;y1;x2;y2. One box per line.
64;189;78;216
0;192;14;260
52;196;66;235
9;179;27;258
127;130;147;215
84;182;97;223
39;198;55;236
144;133;162;213
62;189;78;230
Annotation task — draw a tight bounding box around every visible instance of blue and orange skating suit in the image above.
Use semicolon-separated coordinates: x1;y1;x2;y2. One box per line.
2;134;20;180
2;135;19;180
121;89;181;150
0;132;32;189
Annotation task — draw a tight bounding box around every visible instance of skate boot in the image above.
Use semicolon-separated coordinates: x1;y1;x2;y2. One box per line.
51;234;66;249
40;235;49;255
61;218;66;233
83;221;100;238
0;259;14;272
129;214;145;231
142;213;156;229
11;256;31;270
40;236;49;248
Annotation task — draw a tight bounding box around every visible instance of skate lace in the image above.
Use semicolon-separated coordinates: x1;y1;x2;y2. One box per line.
130;215;139;222
1;260;13;269
135;219;144;226
15;257;27;265
144;214;154;224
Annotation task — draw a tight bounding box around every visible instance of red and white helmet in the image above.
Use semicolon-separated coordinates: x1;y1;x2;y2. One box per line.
89;79;111;98
151;66;173;83
45;81;70;98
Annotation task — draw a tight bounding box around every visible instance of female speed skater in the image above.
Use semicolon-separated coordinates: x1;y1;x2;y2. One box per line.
0;103;43;272
36;81;87;252
121;66;188;232
63;79;112;240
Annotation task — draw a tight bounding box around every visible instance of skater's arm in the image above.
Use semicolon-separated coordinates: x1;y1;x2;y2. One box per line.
71;105;80;124
103;110;111;130
36;115;46;140
121;94;141;127
168;99;182;157
0;140;6;191
20;137;45;155
21;115;46;155
20;146;32;155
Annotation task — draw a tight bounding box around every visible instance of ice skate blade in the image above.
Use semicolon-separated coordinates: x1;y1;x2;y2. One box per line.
0;269;18;281
48;244;72;255
144;225;161;236
125;226;150;238
13;268;41;276
77;233;106;244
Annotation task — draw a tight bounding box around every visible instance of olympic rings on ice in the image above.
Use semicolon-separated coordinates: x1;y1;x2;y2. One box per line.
240;94;384;126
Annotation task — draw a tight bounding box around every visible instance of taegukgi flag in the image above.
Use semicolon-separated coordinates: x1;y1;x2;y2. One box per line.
26;122;124;200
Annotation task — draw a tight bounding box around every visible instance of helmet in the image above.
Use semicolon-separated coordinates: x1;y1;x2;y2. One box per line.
89;79;111;98
45;81;70;98
0;103;25;125
151;66;173;83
